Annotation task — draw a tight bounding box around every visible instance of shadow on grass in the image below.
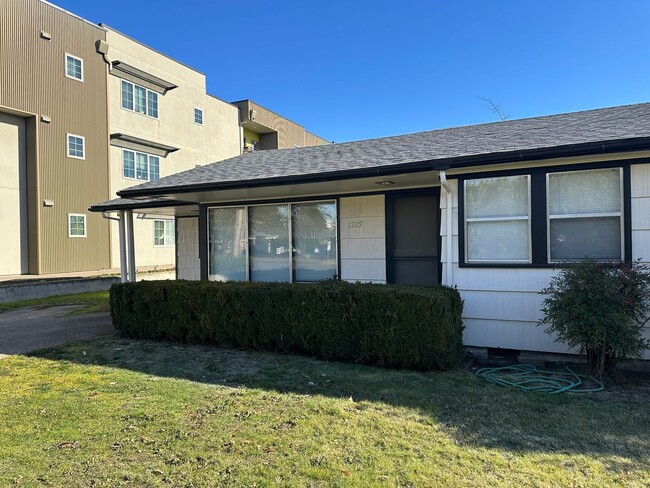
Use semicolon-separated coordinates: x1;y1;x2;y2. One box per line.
29;335;650;461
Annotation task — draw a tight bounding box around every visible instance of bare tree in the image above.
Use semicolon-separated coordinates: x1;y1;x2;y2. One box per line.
477;96;509;121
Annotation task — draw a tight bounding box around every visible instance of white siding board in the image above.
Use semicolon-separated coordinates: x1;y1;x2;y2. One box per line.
632;230;650;262
631;197;650;230
176;217;200;281
339;195;386;283
462;290;545;322
631;163;650;198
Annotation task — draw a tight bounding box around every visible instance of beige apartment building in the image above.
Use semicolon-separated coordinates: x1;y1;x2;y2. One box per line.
101;26;241;269
0;0;328;277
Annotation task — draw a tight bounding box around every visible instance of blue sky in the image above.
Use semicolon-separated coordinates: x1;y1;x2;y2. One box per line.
54;0;650;142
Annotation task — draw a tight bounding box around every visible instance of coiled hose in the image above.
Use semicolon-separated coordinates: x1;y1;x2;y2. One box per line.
476;364;604;393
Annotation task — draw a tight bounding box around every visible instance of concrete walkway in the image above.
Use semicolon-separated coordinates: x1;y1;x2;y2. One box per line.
0;306;114;357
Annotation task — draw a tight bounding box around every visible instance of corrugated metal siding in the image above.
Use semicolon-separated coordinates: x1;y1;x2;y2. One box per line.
630;163;650;359
0;0;110;273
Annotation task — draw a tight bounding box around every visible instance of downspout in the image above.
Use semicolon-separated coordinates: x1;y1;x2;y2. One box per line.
439;170;454;287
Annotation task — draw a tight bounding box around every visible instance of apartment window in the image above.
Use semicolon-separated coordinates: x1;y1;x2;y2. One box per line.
154;220;175;246
547;168;623;262
68;214;86;237
208;201;338;283
65;54;83;81
194;107;203;125
120;80;158;118
464;175;531;263
122;149;160;181
67;134;85;159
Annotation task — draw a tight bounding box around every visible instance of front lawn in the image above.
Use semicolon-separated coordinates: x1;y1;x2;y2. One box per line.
1;338;648;487
0;290;109;314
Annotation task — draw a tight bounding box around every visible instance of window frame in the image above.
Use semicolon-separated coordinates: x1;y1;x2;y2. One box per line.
66;133;85;160
120;79;159;119
207;199;338;283
65;53;83;82
68;213;87;238
153;219;175;247
122;149;160;182
546;167;624;264
194;107;204;125
457;162;632;268
463;174;532;264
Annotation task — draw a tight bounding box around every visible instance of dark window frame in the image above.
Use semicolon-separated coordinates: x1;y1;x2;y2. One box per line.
457;161;632;268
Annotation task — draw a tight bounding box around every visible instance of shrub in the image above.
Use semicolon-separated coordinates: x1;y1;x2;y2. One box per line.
109;280;464;371
539;260;650;377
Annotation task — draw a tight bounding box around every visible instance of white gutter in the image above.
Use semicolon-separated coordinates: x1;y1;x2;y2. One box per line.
439;170;454;287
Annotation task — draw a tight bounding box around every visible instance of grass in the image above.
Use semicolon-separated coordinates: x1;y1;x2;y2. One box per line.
0;290;109;314
0;338;648;486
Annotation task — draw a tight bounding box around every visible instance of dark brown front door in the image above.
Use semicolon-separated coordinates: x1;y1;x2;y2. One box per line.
386;190;440;285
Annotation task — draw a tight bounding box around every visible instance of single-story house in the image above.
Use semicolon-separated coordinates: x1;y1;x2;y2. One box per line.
91;102;650;360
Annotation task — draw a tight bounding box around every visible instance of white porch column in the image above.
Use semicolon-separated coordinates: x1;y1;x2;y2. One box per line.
118;210;128;283
126;210;136;282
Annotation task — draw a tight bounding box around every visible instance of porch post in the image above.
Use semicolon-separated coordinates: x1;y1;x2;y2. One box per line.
126;210;137;282
118;210;128;283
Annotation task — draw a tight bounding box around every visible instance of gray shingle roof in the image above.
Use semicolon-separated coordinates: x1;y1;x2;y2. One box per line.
119;102;650;198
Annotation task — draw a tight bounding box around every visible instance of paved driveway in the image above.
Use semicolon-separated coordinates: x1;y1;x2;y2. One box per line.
0;306;114;356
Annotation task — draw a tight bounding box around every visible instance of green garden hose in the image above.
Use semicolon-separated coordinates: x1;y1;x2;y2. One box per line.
476;364;604;393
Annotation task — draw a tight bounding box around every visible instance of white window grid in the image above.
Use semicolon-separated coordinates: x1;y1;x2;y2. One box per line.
65;53;83;81
122;149;160;182
120;80;158;118
207;200;338;283
194;107;203;125
68;213;87;238
464;175;532;263
66;133;85;160
153;219;175;246
546;167;624;263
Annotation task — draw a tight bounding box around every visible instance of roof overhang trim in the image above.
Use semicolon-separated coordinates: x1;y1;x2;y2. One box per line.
110;61;178;94
110;133;179;157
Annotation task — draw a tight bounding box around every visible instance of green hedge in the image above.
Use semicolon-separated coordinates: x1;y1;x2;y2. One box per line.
109;280;464;370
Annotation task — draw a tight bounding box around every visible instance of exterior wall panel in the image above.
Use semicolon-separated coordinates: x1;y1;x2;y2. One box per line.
0;0;110;274
630;163;650;359
176;217;200;280
339;195;386;283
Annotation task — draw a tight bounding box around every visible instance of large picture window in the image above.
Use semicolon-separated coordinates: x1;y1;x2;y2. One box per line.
547;168;623;261
208;201;337;283
464;175;531;263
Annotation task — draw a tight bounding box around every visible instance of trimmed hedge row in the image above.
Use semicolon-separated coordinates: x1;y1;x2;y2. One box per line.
109;280;464;370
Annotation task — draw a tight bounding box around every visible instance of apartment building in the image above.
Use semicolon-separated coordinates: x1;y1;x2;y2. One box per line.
101;26;241;269
233;99;329;151
0;0;329;276
0;0;111;275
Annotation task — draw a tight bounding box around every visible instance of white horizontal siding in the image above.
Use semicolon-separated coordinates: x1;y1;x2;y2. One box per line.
339;195;386;283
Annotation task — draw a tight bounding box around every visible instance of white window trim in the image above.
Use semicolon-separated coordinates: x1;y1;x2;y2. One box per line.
153;219;175;247
66;133;85;160
68;213;87;238
194;107;204;125
207;199;339;283
546;167;624;263
464;175;532;264
64;53;83;82
120;79;159;119
121;149;160;182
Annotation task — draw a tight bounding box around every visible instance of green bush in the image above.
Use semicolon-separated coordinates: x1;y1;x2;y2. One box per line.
110;280;464;371
539;260;650;377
